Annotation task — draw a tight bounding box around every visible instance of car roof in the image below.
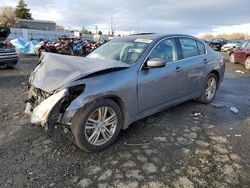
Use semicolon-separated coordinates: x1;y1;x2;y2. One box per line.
113;33;200;42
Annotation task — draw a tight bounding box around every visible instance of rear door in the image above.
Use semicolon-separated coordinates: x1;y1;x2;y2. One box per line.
177;37;207;96
137;38;185;112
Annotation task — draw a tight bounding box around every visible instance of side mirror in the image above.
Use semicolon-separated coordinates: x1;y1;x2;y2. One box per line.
146;58;167;69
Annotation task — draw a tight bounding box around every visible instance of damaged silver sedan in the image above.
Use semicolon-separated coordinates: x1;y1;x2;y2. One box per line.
25;34;225;152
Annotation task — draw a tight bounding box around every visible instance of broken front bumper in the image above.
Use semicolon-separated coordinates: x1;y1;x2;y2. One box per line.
25;89;68;125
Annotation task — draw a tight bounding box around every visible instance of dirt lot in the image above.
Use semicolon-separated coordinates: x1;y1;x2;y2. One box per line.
0;54;250;188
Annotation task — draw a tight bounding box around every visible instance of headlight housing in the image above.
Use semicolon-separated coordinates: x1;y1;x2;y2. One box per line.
31;89;67;124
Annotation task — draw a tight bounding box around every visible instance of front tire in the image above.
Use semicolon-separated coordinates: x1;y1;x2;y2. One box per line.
70;99;122;152
197;73;218;104
245;57;250;70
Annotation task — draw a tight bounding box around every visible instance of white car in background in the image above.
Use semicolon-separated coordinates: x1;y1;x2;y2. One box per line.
221;40;243;52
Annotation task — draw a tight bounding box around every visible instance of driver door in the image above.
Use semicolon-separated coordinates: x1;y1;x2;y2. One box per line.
137;38;185;112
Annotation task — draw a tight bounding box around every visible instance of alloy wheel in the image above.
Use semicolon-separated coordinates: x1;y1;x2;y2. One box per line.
84;106;117;146
205;77;217;100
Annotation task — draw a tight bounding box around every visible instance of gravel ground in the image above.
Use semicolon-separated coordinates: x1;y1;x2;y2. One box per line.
0;53;250;188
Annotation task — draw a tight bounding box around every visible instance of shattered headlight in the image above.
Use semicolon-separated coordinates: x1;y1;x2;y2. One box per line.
31;89;67;124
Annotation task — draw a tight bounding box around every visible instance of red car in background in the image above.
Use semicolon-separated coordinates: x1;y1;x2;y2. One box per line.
229;40;250;70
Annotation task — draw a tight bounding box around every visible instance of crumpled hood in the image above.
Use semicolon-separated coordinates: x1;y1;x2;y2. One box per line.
29;52;130;92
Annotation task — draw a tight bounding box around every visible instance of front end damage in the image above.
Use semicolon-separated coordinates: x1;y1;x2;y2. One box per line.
25;84;85;141
25;52;130;141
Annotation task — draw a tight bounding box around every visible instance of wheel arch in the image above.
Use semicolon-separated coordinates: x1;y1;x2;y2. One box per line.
95;94;129;129
209;70;220;86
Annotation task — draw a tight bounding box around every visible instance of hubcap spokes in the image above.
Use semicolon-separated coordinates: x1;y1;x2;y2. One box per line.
85;107;117;146
205;77;216;100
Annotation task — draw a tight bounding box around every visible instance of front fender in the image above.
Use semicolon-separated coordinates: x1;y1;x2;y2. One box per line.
62;92;129;128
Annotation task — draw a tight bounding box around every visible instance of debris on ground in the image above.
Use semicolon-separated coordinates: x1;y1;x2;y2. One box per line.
124;141;152;146
230;106;239;114
235;70;245;74
190;112;203;120
234;134;242;137
210;103;225;108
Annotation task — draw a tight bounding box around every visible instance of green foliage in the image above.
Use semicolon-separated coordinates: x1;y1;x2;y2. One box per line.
98;30;102;35
15;0;32;19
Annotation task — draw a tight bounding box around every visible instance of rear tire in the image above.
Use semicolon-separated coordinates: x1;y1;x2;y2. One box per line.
197;73;218;104
70;99;122;152
6;65;15;69
7;60;18;69
245;56;250;70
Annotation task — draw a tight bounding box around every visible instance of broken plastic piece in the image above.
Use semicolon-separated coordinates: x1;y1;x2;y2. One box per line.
124;141;151;146
234;134;242;137
235;70;244;74
210;103;225;108
230;106;239;114
190;112;203;119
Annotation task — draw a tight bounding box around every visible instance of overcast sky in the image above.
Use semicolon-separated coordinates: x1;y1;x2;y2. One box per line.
1;0;250;36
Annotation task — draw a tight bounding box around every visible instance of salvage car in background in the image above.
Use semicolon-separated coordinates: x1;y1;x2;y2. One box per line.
221;40;243;52
0;27;19;68
229;39;250;70
25;34;225;152
209;38;228;51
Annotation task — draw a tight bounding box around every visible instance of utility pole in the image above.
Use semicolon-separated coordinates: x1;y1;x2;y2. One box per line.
111;16;115;36
95;25;98;35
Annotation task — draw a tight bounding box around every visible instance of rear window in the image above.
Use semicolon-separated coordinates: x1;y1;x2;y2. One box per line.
179;38;200;58
196;41;206;55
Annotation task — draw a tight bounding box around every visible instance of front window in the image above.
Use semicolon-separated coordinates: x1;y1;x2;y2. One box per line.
87;39;150;65
149;38;178;62
179;38;200;58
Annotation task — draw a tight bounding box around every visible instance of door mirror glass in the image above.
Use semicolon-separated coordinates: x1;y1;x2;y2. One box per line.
146;58;167;68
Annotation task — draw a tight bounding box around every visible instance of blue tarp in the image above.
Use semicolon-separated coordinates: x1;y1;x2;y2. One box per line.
10;38;39;54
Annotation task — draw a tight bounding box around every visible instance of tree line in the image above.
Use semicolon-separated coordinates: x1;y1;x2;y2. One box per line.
200;33;249;40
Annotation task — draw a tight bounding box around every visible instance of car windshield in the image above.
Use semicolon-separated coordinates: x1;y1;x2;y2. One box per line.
240;40;249;48
87;39;150;65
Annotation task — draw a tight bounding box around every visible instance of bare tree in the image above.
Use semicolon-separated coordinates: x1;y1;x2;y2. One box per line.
0;6;16;27
201;33;247;40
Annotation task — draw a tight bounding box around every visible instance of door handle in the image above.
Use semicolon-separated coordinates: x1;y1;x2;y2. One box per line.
175;66;183;72
203;58;209;64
